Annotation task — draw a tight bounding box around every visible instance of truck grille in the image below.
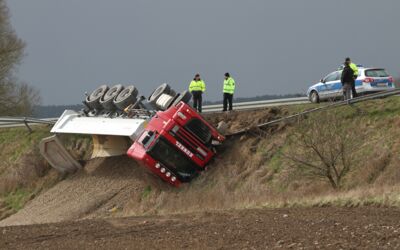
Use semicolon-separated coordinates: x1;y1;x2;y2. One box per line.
184;118;212;144
171;127;207;161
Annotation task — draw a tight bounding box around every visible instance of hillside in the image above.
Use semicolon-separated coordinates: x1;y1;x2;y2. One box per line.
0;126;92;220
1;96;400;226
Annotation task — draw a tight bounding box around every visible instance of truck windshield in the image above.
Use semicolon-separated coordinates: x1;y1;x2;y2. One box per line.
147;136;198;182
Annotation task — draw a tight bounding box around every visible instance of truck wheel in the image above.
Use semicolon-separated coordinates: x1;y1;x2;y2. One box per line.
100;84;124;111
156;94;175;111
85;85;109;110
169;89;177;98
310;91;320;103
114;85;138;110
148;83;171;102
171;90;192;107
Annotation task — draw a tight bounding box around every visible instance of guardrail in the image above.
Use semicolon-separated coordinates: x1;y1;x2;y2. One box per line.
202;97;309;112
1;90;399;133
0;117;57;132
0;97;310;131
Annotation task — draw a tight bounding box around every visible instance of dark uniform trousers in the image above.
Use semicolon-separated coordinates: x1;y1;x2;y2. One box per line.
191;91;203;113
223;93;233;111
351;78;358;98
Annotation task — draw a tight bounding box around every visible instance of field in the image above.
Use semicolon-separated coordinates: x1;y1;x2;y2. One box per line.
1;96;400;248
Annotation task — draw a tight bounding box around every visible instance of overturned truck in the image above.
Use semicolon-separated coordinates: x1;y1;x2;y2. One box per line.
40;83;225;187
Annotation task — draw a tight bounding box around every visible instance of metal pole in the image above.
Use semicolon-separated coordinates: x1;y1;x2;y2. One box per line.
23;117;33;133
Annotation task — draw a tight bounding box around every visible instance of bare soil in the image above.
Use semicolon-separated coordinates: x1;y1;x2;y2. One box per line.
1;207;400;249
0;156;150;226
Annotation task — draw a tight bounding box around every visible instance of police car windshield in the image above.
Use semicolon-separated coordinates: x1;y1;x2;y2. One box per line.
148;136;198;182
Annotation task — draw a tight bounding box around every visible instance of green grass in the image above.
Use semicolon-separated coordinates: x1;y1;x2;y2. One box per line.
141;186;152;199
0;125;92;219
0;126;51;163
3;189;30;212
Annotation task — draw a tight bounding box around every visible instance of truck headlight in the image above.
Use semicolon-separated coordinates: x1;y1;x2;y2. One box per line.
160;167;166;173
155;163;161;169
171;176;176;182
166;172;171;177
177;112;187;120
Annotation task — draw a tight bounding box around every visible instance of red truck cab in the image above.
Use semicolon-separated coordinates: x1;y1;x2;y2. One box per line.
127;102;225;187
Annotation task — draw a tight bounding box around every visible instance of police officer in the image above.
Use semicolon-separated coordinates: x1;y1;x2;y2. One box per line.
223;72;235;111
346;57;359;97
189;73;206;113
341;60;354;101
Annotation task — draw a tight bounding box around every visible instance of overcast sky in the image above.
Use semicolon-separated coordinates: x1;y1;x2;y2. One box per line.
7;0;400;105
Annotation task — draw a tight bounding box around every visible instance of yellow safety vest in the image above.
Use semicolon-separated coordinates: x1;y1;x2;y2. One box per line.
223;77;235;94
189;80;206;92
350;63;358;77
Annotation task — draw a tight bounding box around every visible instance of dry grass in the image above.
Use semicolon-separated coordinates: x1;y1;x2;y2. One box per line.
0;126;92;218
121;97;400;216
2;97;400;222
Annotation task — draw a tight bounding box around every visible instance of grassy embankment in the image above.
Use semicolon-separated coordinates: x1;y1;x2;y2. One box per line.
1;96;400;220
0;125;91;219
124;96;400;216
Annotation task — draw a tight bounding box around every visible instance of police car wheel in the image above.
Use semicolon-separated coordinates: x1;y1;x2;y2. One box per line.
310;91;320;103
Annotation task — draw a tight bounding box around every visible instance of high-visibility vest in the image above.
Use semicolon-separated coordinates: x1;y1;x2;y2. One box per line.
223;77;235;94
189;80;206;92
350;63;358;77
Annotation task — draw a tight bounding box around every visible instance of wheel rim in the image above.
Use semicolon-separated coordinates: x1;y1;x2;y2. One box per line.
312;92;318;102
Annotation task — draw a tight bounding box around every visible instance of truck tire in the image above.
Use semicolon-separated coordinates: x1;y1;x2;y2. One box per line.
148;83;171;103
156;94;175;111
100;84;124;111
114;85;138;110
169;89;177;98
171;90;192;107
85;85;109;110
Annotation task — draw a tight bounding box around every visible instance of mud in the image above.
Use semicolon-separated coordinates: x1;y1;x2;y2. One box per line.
1;207;400;249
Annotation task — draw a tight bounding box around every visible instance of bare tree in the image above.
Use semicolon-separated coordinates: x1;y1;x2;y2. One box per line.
285;110;364;189
0;0;40;116
0;80;41;115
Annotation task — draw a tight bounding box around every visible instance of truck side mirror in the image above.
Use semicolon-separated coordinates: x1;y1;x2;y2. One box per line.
320;79;325;83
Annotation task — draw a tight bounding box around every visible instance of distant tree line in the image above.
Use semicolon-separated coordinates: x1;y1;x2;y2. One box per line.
0;0;40;116
34;105;84;118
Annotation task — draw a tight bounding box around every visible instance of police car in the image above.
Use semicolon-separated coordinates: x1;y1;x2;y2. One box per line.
307;65;395;103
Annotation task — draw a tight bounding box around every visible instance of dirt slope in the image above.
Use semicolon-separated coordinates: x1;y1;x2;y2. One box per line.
0;157;150;226
1;207;400;250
